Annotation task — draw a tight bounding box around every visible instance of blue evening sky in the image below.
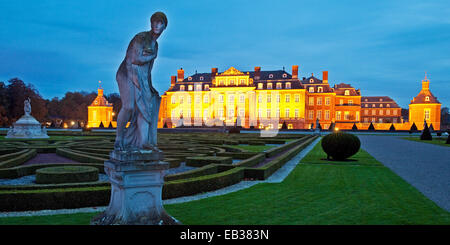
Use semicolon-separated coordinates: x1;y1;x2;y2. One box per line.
0;0;449;108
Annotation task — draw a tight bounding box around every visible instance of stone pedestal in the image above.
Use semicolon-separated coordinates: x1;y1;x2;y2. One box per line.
91;149;180;225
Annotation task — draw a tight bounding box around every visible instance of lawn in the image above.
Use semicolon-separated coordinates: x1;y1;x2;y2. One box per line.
1;139;449;225
226;144;276;152
401;136;450;147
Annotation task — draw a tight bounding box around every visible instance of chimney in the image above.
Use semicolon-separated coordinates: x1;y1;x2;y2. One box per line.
177;68;184;82
254;66;261;80
292;65;298;79
323;71;328;83
171;76;176;87
211;68;218;79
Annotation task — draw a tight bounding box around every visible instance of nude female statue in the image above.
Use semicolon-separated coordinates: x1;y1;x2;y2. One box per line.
114;12;167;151
24;98;31;116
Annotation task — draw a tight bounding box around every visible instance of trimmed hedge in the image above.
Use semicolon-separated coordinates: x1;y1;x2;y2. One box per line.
35;166;99;184
265;136;310;158
0;149;37;169
216;151;259;159
186;156;232;167
0;163;104;179
56;148;107;163
234;153;265;168
164;164;219;182
248;141;265;146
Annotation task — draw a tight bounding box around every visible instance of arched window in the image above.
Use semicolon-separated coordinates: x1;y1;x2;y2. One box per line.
195;84;202;91
269;74;273;79
309;87;314;93
282;73;287;78
425;96;430;101
258;83;263;89
204;84;209;90
309;78;314;83
286;82;291;89
180;85;185;91
188;77;192;81
200;76;204;81
317;87;323;92
344;90;350;96
188;85;193;91
267;83;272;89
276;83;282;89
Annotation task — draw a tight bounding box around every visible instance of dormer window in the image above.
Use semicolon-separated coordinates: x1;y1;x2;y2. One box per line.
269;74;273;79
380;104;383;108
200;76;204;81
344;90;350;96
317;87;323;93
425;96;430;101
309;87;314;93
204;84;209;90
188;77;192;81
365;104;368;108
267;83;272;89
282;73;287;78
309;78;314;83
258;83;263;89
379;98;383;101
180;85;185;91
195;85;202;91
372;104;376;108
188;85;193;91
387;104;390;107
286;82;291;89
276;83;282;89
365;99;368;102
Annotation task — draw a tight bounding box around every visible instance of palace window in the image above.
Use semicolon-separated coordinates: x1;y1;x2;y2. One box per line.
267;94;271;103
219;80;225;86
425;96;430;102
393;118;397;123
387;104;390;108
295;109;299;118
393;110;398;115
276;94;280;102
345;90;350;96
203;109;209;120
180;85;185;91
240;79;245;85
229;80;235;86
309;78;314;83
188;85;193;91
317;110;322;119
379;118;383;123
325;110;330;120
309;97;314;106
372;104;376;108
325;97;330;105
267;109;271;118
380;104;383;108
285;94;290;102
187;96;191;104
308;110;314;119
195;84;202;91
258;95;262;103
276;83;282;89
180;97;184;104
204;95;209;103
379;98;383;102
365;98;368;102
269;74;274;79
317;97;322;105
379;110;383;115
218;109;224;119
188;77;192;81
309;87;314;93
318;87;323;93
276;109;280;117
386;110;390;115
195;110;201;118
365;104;368;107
425;109;431;120
288;124;293;129
356;111;360;121
282;73;287;78
348;100;353;105
372;117;376;122
344;111;350;120
204;84;209;90
364;109;368;115
171;96;176;104
219;94;224;103
295;94;300;102
285;109;290;118
228;108;234;118
286;82;291;89
339;99;344;105
195;95;201;104
239;109;245;117
239;94;245;103
200;76;204;81
258;83;263;89
336;111;342;120
364;118;368;123
228;95;234;104
267;83;273;89
258;109;263;118
372;110;376;115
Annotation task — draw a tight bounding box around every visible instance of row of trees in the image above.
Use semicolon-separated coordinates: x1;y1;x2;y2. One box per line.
0;78;122;127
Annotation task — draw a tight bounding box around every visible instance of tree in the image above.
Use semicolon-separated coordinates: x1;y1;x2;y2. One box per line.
441;107;450;126
446;134;450;144
328;122;335;131
368;122;375;131
98;121;105;128
410;122;418;131
352;123;358;131
420;121;432;140
389;124;396;131
281;121;288;130
429;124;434;132
106;93;121;121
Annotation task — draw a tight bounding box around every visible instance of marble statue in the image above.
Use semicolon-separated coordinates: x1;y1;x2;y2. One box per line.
24;98;31;116
114;12;167;151
6;98;48;139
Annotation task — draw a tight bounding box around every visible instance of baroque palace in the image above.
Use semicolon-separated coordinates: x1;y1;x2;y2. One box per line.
156;66;441;130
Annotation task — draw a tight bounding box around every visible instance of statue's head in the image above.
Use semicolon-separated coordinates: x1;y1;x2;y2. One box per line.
150;12;167;35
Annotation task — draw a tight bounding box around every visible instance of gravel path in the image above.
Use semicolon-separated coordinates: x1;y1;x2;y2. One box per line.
359;135;450;212
23;153;79;165
0;137;321;217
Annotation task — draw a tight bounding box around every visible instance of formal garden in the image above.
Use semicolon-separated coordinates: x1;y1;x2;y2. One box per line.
0;129;449;225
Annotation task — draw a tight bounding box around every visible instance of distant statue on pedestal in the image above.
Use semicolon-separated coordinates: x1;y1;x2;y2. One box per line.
24;98;31;116
91;12;179;226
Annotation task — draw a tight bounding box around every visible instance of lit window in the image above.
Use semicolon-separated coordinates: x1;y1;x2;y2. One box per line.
188;77;192;81
258;95;262;103
365;104;368;107
188;85;193;91
258;83;263;89
425;96;430;102
196;84;202;91
180;85;185;91
267;94;271;103
229;80;235;85
372;110;376;115
372;104;376;108
379;110;383;115
387;104;390;108
364;109;368;115
308;110;314;119
309;87;314;93
379;98;383;102
276;83;282;89
286;82;291;89
288;124;293;129
219;80;224;86
365;99;368;102
203;95;209;103
386;110;390;115
205;84;209;90
295;109;299;118
285;94;290;102
269;74;273;79
318;87;323;92
336;111;341;120
309;78;314;83
267;109;271;118
345;90;350;96
325;97;330;105
267;83;273;89
393;110;398;115
171;96;176;104
282;73;287;78
325;110;330;120
344;111;350;120
317;110;322;119
295;94;300;102
309;97;314;106
348;100;353;105
285;109;290;118
380;104;383;108
200;76;204;81
379;118;383;123
240;79;245;85
340;99;344;105
425;109;431;120
239;94;245;103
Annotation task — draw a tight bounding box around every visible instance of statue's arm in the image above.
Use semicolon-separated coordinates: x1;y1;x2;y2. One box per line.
129;37;156;65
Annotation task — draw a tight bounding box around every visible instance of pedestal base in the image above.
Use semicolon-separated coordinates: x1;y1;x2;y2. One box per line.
91;150;180;225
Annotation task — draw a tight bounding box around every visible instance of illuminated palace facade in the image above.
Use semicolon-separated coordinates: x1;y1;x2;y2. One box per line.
157;66;441;130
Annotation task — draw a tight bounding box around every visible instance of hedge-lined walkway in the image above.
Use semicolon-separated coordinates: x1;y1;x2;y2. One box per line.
359;135;450;212
23;153;79;165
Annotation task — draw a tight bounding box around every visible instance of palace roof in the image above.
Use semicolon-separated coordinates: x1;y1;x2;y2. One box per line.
361;96;400;108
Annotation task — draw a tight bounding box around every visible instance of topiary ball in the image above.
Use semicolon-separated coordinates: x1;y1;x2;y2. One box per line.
321;132;361;161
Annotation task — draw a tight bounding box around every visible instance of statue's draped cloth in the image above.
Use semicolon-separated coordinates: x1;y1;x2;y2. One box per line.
116;32;161;149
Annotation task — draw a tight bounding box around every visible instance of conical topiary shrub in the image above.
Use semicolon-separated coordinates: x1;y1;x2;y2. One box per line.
368;122;375;131
352;123;358;131
321;132;361;160
420;121;432;140
163;122;168;128
281;121;288;130
98;121;105;128
429;124;434;132
328;122;335;132
389;124;396;131
108;121;113;129
410;122;418;132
